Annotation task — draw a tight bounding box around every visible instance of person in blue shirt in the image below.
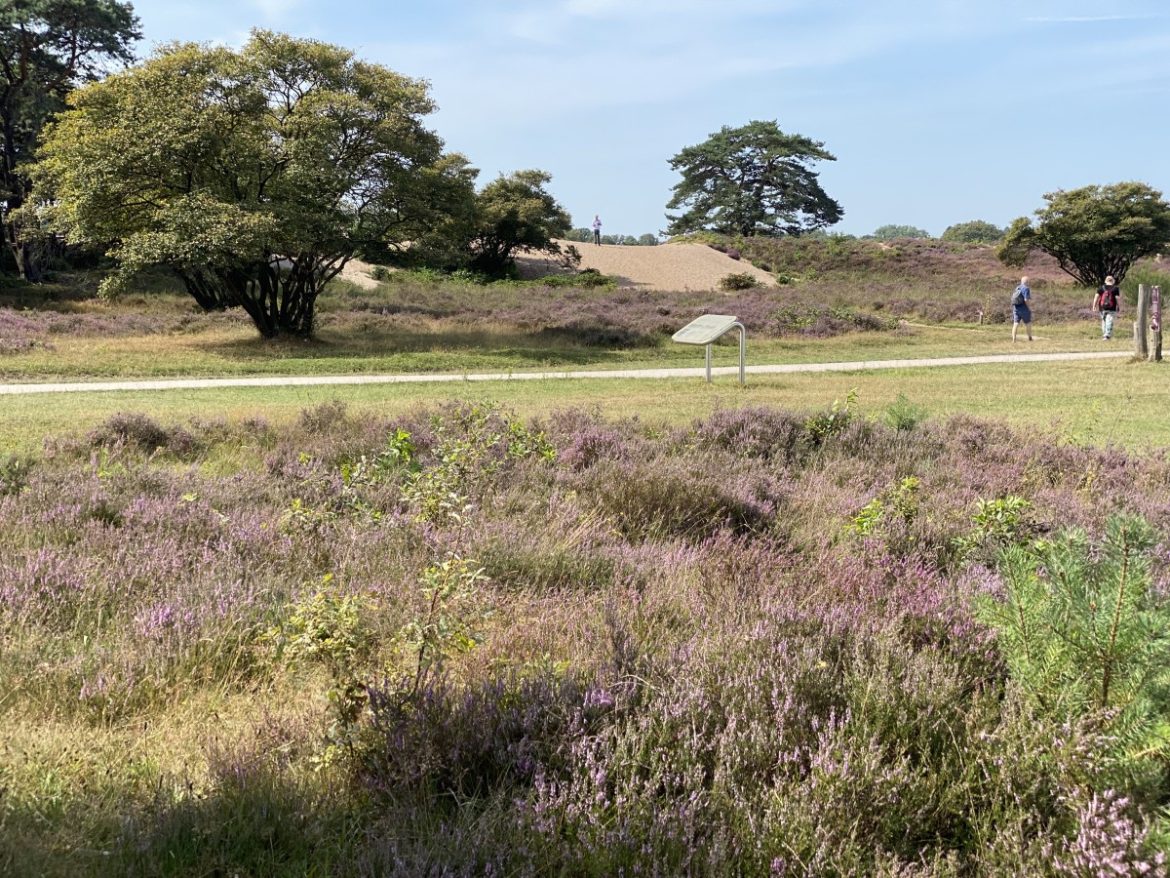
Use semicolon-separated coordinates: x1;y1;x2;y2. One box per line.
1011;276;1033;342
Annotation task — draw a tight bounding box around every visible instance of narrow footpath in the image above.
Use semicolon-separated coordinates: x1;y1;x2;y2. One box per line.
0;350;1133;395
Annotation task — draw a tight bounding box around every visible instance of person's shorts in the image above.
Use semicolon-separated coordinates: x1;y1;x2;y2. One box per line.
1012;304;1031;323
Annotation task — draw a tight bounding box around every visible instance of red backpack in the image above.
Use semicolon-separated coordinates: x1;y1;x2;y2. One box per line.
1098;286;1118;311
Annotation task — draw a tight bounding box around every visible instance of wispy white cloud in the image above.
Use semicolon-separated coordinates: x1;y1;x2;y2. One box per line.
250;0;304;21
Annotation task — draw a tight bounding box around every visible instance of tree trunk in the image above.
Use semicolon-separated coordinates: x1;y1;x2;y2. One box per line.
1;109;40;282
176;260;322;338
12;239;43;282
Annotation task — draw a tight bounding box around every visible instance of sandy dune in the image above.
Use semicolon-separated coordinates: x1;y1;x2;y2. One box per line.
516;240;776;291
343;240;775;292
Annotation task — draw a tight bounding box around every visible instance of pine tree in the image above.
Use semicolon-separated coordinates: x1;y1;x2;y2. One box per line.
978;515;1170;774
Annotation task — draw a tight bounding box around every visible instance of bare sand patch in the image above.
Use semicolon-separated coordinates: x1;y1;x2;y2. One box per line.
516;240;775;292
338;258;381;290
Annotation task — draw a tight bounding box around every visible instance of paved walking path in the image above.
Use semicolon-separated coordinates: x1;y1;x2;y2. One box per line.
0;350;1133;396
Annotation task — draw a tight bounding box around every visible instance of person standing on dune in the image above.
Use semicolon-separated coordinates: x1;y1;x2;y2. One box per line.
592;215;602;246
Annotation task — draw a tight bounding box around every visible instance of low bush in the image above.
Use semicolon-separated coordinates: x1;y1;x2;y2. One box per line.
718;271;759;291
541;269;617;289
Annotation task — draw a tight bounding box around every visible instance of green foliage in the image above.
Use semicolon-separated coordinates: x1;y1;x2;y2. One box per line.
804;389;858;446
718;271;760;291
336;429;419;520
941;220;1004;244
971;495;1031;543
954;496;1032;565
998;182;1170;287
540;269;617;289
36;30;474;337
665;120;843;237
882;394;927;431
1120;262;1170;308
264;573;377;756
0;455;33;495
978;514;1170;772
468;169;572;277
0;0;140;282
403;405;555;524
849;476;920;537
398;557;490;695
870;224;930;240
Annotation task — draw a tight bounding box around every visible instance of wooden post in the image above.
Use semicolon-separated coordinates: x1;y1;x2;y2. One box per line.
1135;284;1149;358
1151;285;1163;362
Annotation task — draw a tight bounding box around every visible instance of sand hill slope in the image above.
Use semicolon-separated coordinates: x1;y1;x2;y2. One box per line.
516;240;776;291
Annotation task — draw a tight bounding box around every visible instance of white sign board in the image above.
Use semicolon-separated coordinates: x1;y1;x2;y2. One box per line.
671;314;741;345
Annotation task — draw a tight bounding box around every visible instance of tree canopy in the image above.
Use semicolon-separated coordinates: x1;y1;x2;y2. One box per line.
941;220;1004;244
870;224;930;240
37;30;473;337
998;183;1170;287
466;169;571;277
665;120;842;237
0;0;140;280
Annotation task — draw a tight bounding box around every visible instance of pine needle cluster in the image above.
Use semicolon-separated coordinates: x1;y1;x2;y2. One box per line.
979;514;1170;778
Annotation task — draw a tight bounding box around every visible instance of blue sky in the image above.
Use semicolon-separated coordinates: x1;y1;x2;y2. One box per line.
127;0;1170;238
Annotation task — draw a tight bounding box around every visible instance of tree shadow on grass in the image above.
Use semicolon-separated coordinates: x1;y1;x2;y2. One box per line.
199;325;664;369
0;766;367;878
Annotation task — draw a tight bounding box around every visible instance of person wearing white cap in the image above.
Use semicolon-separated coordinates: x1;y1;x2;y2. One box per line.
1095;275;1121;340
1011;276;1033;342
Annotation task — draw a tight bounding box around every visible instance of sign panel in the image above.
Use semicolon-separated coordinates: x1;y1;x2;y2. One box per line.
1153;285;1162;333
671;314;740;345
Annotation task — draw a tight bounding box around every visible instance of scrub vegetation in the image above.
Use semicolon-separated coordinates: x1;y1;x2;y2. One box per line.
4;401;1170;875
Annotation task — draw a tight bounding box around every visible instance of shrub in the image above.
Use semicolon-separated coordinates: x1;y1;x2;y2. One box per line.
541;270;616;289
718;272;759;291
804;389;858;447
883;394;928;432
577;457;777;540
86;412;198;457
977;514;1170;782
1121;262;1170;308
0;455;32;495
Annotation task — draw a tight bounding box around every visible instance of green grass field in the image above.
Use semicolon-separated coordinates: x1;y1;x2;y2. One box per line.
4;358;1164;457
0;305;1114;382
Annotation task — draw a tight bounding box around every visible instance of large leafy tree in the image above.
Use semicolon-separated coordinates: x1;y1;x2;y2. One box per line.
998;183;1170;286
37;30;473;337
871;224;929;240
467;169;572;277
941;220;1004;244
665;120;843;237
0;0;140;280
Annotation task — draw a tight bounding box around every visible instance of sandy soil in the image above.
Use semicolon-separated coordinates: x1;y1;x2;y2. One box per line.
516;240;776;291
339;258;381;290
345;242;774;292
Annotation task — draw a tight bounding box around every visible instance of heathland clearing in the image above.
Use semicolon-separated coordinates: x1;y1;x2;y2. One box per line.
5;240;1170;874
6;397;1170;874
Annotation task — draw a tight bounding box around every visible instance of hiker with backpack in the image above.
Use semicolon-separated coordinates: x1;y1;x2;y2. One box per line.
1095;275;1121;340
1011;276;1033;342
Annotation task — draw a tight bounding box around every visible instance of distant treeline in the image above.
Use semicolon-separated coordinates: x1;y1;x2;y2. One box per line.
565;229;661;246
